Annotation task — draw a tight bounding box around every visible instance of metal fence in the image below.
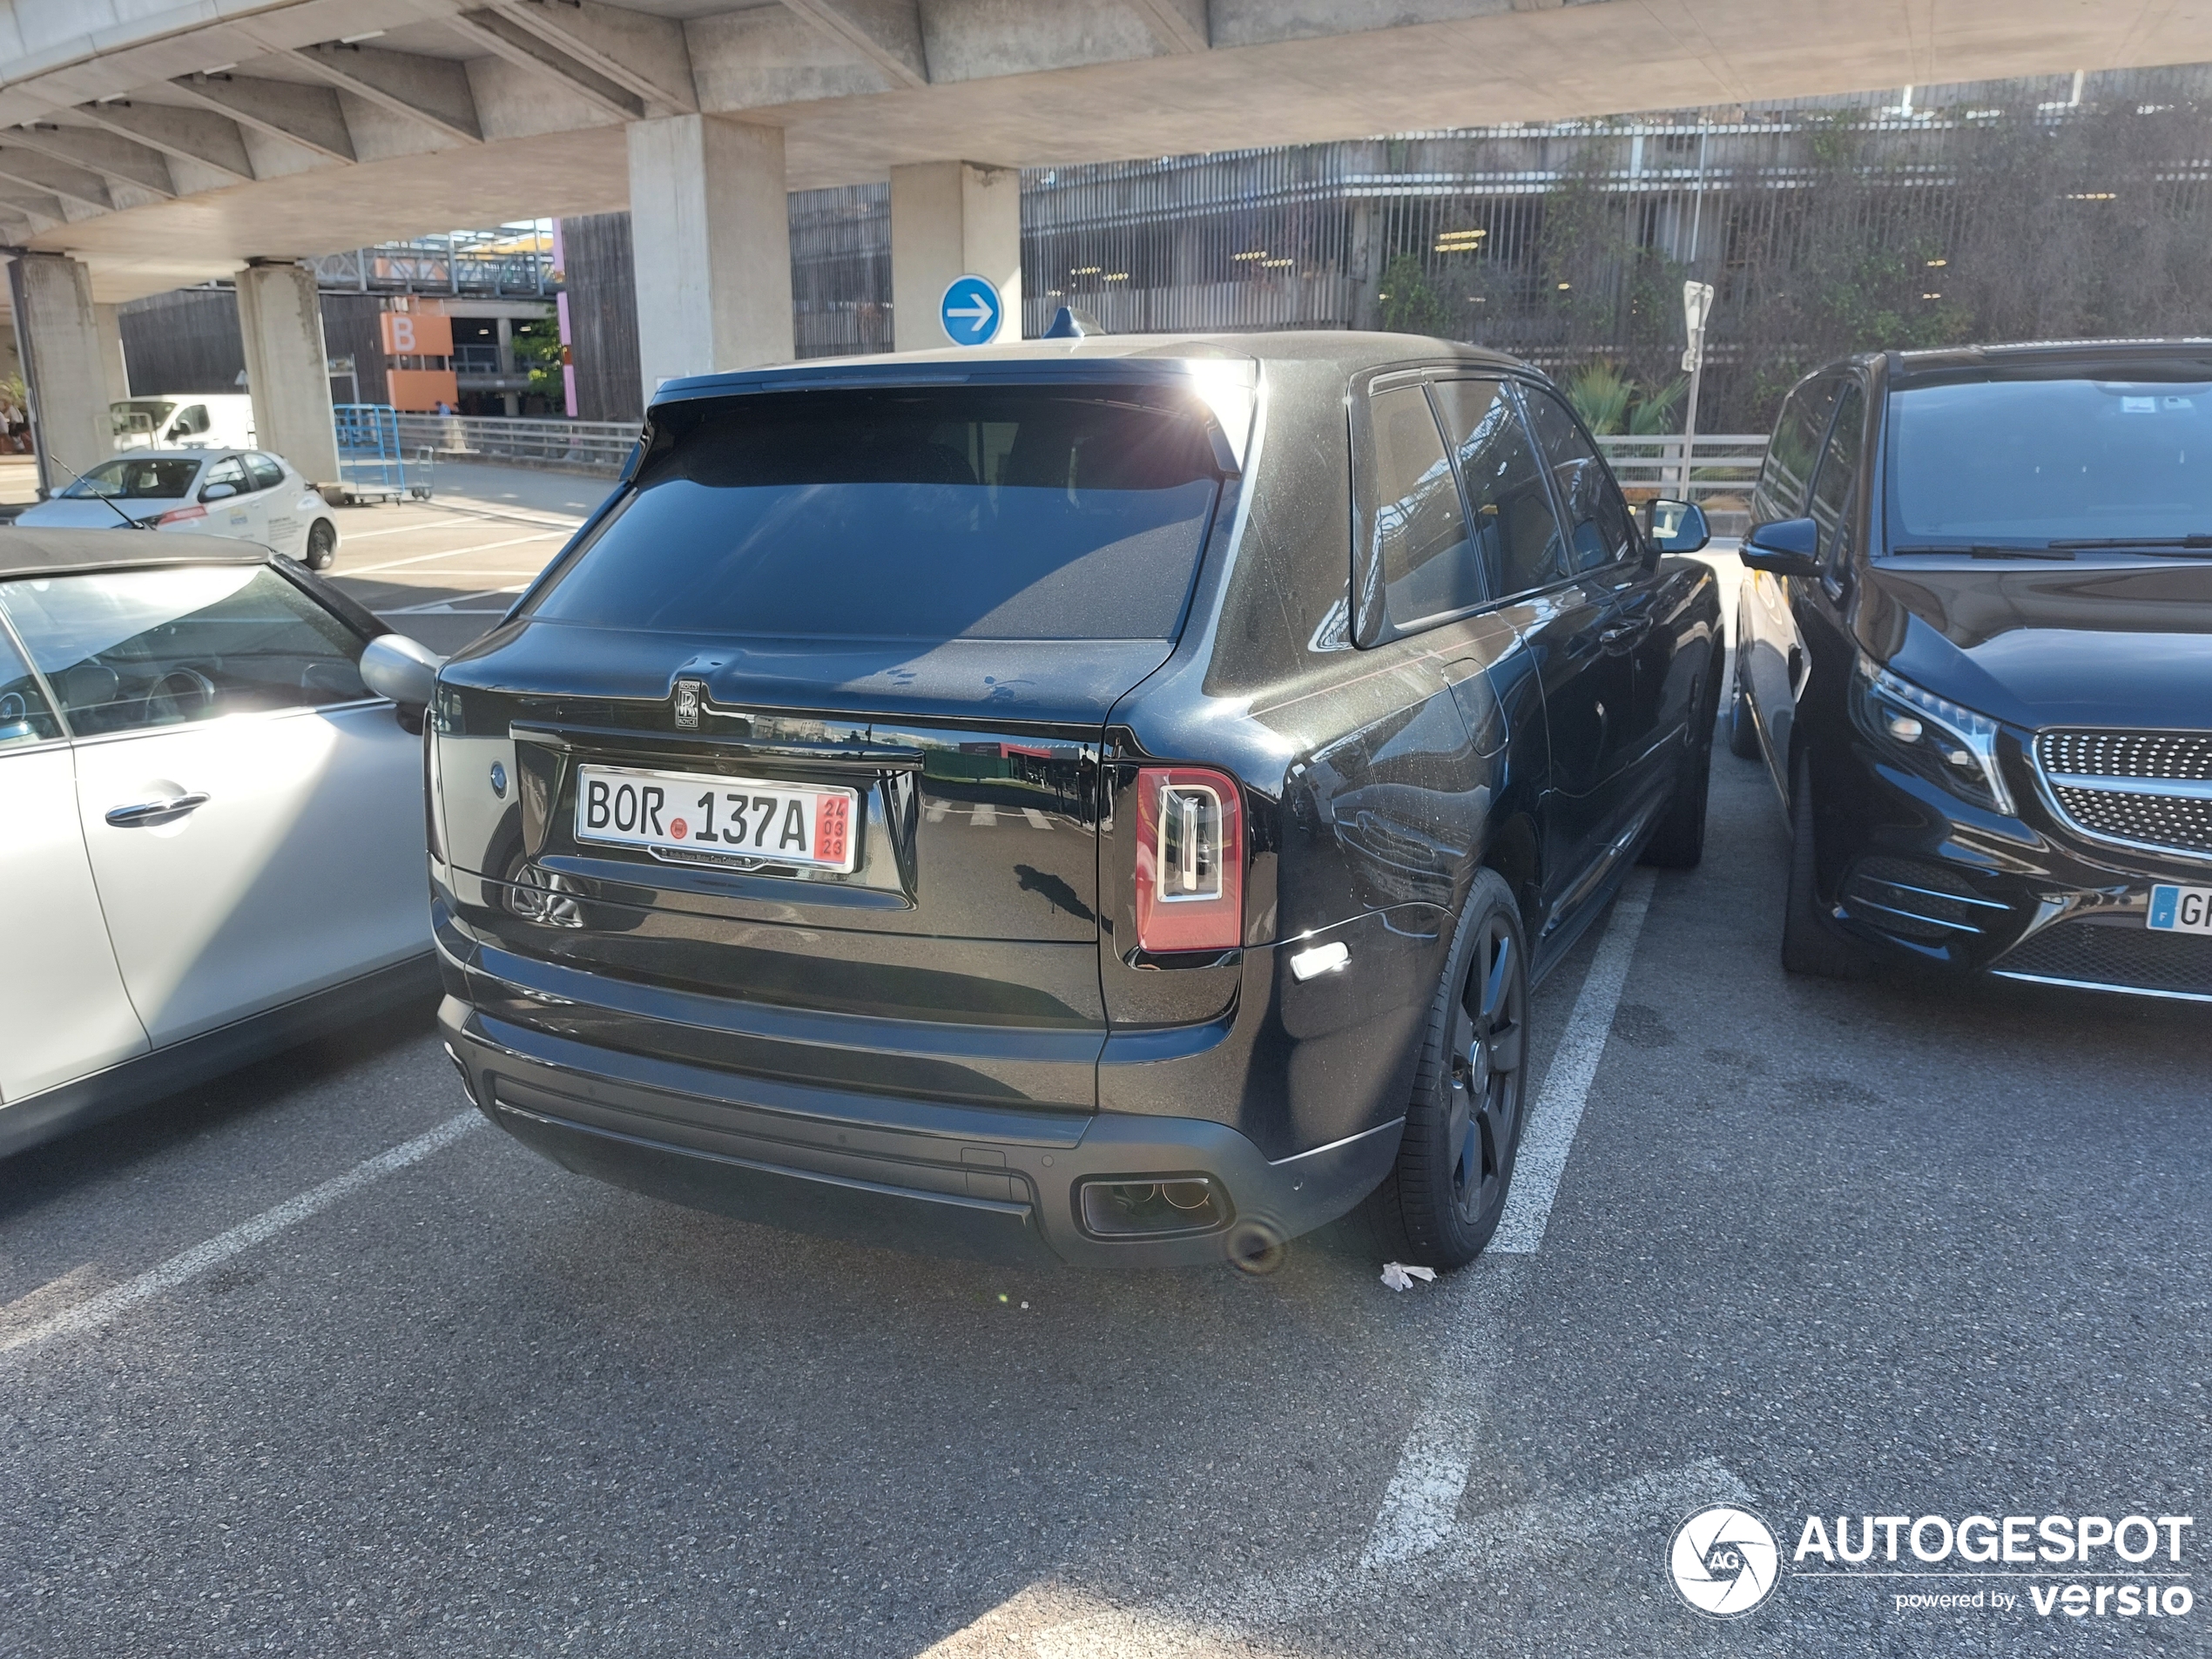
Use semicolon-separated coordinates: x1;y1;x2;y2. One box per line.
383;413;1767;512
394;413;639;472
1595;434;1767;507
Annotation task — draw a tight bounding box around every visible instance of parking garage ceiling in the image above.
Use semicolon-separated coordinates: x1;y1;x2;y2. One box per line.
3;0;2209;301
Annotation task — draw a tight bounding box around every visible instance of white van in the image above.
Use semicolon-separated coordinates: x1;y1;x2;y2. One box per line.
111;395;257;452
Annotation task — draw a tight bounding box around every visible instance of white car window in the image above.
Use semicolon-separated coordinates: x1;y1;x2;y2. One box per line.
0;565;369;738
201;457;246;496
246;454;286;493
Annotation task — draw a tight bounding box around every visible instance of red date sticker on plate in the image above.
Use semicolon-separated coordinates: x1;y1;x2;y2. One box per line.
814;794;850;864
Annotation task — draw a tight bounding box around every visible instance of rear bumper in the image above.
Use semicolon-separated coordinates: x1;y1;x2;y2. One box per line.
441;997;1401;1268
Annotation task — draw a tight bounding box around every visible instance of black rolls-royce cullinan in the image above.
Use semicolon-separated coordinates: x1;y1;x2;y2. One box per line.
374;332;1722;1271
1733;340;2212;998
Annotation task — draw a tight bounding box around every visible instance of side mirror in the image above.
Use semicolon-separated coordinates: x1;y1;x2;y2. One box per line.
200;482;237;502
1642;498;1711;556
1740;516;1823;578
360;631;445;715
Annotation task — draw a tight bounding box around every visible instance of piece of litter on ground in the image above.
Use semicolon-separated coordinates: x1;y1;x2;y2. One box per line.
1380;1261;1438;1291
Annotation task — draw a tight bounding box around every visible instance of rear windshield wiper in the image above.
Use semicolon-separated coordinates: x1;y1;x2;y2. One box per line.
2047;534;2212;553
1888;543;2075;560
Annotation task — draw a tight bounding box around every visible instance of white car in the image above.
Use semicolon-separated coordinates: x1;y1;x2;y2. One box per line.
16;448;341;571
0;528;433;1157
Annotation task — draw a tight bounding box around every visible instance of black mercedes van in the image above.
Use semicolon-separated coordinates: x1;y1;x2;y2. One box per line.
1732;340;2212;997
387;332;1721;1271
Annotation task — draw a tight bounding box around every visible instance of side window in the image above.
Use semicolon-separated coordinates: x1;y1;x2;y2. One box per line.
1756;379;1841;523
0;565;369;738
1433;378;1567;600
1366;384;1480;631
0;625;63;747
171;404;211;438
1805;383;1865;575
246;454;286;493
201;457;246;496
1520;388;1638;572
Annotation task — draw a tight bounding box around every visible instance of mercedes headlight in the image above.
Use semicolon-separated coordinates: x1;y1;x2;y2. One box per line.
1851;657;2013;815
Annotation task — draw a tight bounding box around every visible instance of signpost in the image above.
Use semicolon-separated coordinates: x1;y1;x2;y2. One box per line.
1680;280;1715;495
939;274;1004;347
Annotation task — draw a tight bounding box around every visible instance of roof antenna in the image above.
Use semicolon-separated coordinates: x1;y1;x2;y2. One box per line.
41;450;155;530
1042;305;1103;340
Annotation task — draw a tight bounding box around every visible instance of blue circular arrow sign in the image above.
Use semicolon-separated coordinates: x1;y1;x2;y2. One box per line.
939;274;1003;346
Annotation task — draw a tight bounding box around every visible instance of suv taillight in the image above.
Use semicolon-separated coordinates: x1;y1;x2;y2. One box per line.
1134;766;1244;953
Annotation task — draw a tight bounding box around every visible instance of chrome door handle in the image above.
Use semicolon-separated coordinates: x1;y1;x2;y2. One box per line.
105;792;210;827
1598;623;1646;648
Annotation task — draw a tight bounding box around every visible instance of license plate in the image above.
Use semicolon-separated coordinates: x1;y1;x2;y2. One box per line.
2147;885;2212;935
574;764;857;873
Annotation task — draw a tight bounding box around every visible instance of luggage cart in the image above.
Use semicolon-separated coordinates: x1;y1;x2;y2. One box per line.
333;404;422;504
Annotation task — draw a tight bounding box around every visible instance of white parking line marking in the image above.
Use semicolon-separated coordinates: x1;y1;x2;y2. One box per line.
1361;1258;1527;1567
971;803;997;826
0;1111;483;1356
925;801;950;823
1022;807;1051;829
341;533;564;577
1490;867;1655;1254
955;1458;1750;1657
380;585;528;615
1359;873;1656;1573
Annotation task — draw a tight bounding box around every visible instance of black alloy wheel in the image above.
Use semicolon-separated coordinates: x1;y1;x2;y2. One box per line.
1352;868;1531;1269
1444;905;1529;1231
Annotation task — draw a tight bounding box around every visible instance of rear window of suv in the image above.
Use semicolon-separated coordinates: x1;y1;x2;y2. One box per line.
528;386;1226;641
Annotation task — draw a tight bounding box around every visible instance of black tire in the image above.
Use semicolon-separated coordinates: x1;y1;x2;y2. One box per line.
1642;671;1716;869
1727;671;1762;759
305;520;337;571
1351;868;1532;1270
1781;750;1874;978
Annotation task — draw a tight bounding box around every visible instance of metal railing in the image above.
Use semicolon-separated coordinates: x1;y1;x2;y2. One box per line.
394;414;640;472
381;413;1765;496
1595;434;1767;507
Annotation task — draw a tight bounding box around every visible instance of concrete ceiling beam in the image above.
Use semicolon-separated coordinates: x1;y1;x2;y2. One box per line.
486;0;697;116
0;145;115;212
0;182;67;224
70;100;256;184
167;74;357;165
446;10;648;122
779;0;928;90
291;42;484;144
1127;0;1210;55
5;123;177;197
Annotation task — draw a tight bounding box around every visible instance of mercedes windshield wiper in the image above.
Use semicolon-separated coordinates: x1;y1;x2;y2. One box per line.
2047;533;2212;552
1888;543;2075;560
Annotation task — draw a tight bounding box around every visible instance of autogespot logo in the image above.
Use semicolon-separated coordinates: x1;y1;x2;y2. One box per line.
1670;1504;1783;1617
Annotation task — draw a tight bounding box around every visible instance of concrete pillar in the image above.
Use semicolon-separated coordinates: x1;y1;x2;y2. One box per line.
236;261;340;486
93;303;131;408
627;114;792;391
5;253;111;496
890;162;1022;351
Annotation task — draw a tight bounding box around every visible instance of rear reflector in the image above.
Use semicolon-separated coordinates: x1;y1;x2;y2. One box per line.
1134;765;1244;953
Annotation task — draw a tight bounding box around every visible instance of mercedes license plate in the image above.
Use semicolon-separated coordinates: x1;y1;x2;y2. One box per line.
2147;885;2212;935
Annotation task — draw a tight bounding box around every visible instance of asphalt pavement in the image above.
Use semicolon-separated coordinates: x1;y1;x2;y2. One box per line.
0;584;2204;1656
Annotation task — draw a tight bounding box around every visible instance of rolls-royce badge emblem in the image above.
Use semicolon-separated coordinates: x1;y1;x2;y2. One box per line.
673;678;702;731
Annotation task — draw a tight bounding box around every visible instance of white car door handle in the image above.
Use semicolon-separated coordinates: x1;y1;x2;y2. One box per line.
105;792;210;827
